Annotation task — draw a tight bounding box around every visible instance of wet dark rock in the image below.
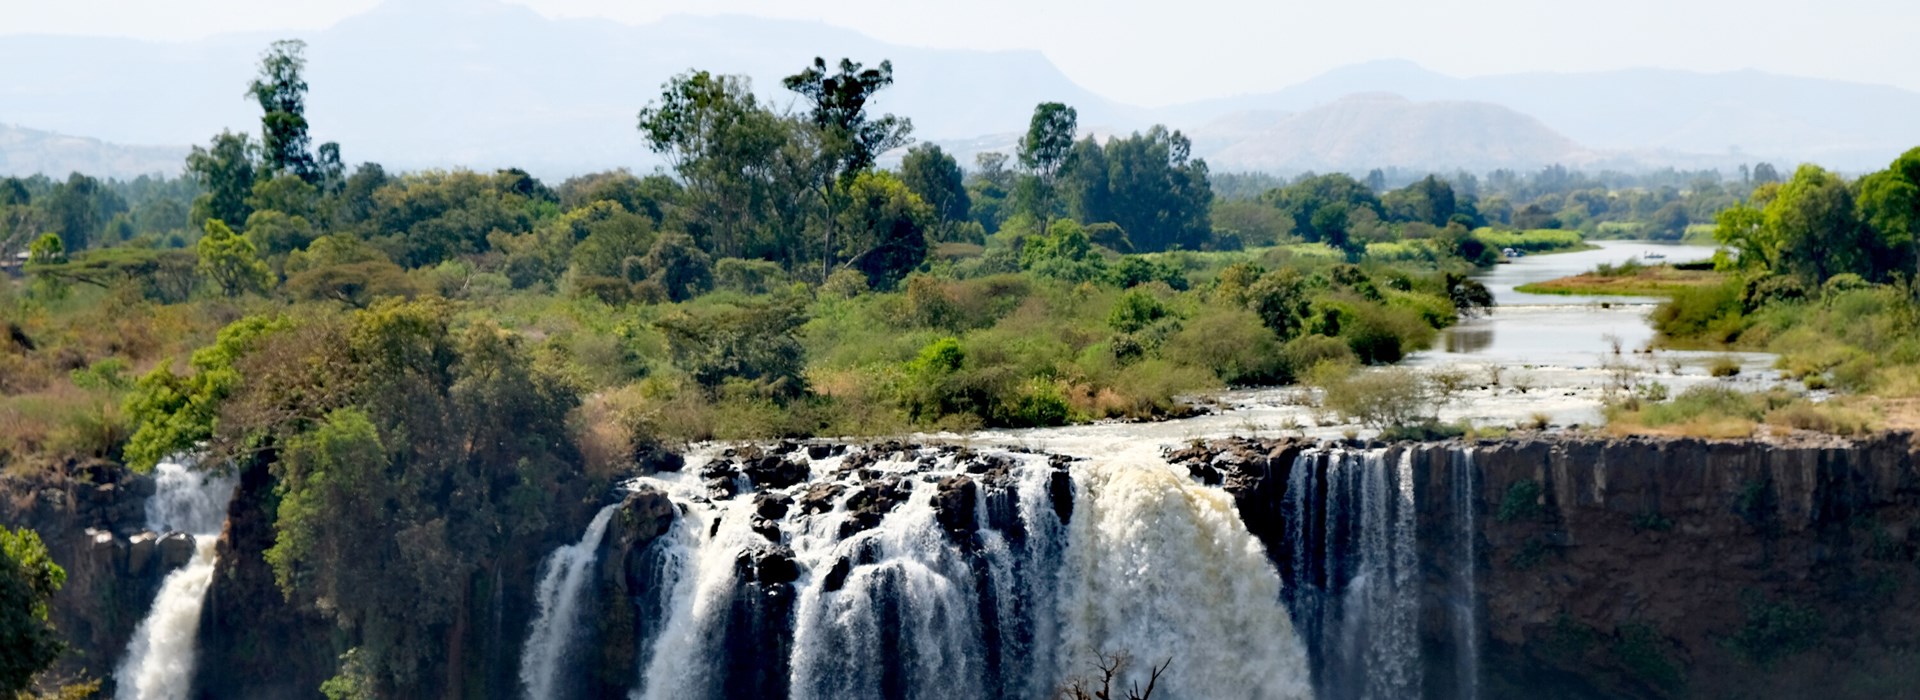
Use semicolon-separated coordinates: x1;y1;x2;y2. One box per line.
603;486;677;564
805;444;834;460
156;532;195;569
821;539;881;593
743;456;809;490
126;532;157;575
754;492;792;520
932;476;978;537
796;483;844;516
1048;468;1075;526
736;544;801;585
839;477;911;538
701;461;741;500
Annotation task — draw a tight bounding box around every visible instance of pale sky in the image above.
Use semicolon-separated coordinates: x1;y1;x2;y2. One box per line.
3;0;1915;106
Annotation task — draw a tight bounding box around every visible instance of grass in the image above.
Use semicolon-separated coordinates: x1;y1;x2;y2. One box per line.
1473;228;1596;254
1604;384;1883;438
1515;263;1726;297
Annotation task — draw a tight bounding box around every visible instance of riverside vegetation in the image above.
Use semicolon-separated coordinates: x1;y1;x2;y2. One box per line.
2;38;1917;698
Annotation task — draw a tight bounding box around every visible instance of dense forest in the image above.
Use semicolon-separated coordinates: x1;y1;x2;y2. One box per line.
5;37;1920;697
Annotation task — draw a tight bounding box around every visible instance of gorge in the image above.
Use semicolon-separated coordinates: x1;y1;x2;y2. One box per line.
8;429;1916;699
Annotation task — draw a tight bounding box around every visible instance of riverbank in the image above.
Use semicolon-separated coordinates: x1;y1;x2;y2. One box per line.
1514;263;1724;297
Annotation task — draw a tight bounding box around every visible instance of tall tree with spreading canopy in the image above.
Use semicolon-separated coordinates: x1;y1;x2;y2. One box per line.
637;71;790;261
782;57;914;281
898;144;971;240
1017;102;1078;231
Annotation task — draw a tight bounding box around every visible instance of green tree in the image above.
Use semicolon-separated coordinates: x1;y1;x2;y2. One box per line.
250;39;338;182
837;171;932;289
1764;165;1874;283
0;527;66;696
898;144;971;239
640;230;714;302
782;57;914;282
1094;127;1213;252
1856;147;1920;287
637;71;791;261
1017;102;1078;230
186;131;260;229
42;172;127;251
197;219;274;297
657;298;810;399
1266;173;1382;247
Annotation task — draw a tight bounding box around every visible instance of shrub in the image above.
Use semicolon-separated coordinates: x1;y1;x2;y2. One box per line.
1497;479;1544;523
1613;622;1684;691
1709;356;1742;377
1278;334;1355;382
999;379;1072;428
1653;280;1744;343
1165;308;1285;386
1107;288;1173;334
1728;595;1824;667
1311;365;1433;429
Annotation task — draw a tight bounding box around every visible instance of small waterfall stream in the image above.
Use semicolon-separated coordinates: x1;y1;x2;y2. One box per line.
519;503;621;699
114;460;236;700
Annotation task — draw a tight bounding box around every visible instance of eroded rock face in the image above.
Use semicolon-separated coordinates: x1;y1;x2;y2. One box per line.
0;460;170;685
588;486;680;696
1170;432;1920;700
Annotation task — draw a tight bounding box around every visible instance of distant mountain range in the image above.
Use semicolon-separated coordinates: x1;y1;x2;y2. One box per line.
0;124;186;179
3;0;1917;178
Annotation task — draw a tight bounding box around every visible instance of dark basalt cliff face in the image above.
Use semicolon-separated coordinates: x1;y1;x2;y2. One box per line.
1171;432;1920;699
0;460;164;684
9;432;1916;699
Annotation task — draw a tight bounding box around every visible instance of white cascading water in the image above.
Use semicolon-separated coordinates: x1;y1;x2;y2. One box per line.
519;503;621;700
1055;461;1314;700
1286;447;1425;700
114;460;237;700
607;446;1313;699
1452;448;1481;700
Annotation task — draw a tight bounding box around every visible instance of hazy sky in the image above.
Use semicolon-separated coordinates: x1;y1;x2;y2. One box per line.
5;0;1915;106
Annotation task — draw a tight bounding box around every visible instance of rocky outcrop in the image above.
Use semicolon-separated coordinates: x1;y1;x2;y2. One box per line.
1171;432;1920;700
587;486;679;697
0;460;166;685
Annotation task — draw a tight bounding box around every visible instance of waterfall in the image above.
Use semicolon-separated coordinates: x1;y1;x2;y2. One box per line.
1056;461;1314;700
1452;448;1481;700
610;446;1312;699
1283;447;1424;700
520;503;621;700
114;460;236;700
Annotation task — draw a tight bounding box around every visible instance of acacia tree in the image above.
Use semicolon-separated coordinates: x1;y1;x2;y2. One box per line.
781;57;914;282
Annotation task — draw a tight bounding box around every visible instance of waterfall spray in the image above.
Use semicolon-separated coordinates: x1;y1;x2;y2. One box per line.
114;461;236;700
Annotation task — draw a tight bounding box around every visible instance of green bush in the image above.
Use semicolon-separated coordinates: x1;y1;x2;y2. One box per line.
1497;479;1544;523
1278;334;1356;382
1727;595;1824;667
1165;307;1285;385
1653;280;1744;343
1107;288;1173;333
